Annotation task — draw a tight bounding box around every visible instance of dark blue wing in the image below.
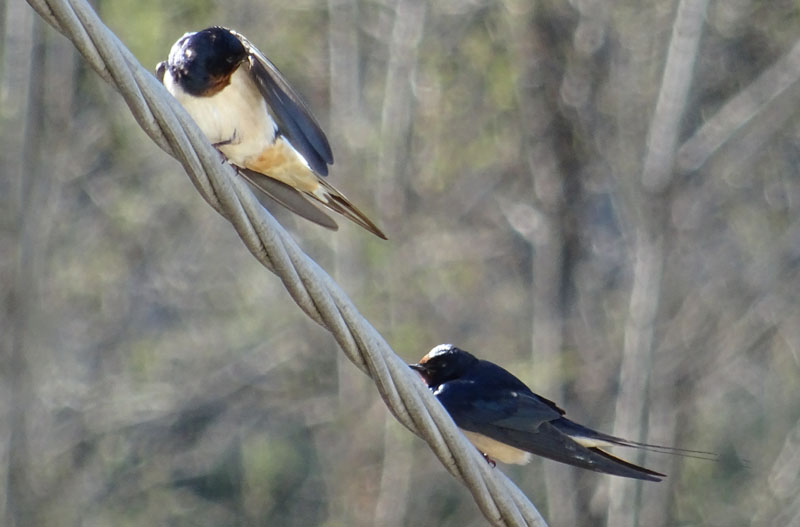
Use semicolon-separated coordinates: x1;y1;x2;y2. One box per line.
434;374;664;481
434;380;563;434
484;419;664;480
233;30;334;177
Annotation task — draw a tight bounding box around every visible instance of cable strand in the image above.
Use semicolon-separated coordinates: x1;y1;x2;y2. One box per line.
25;1;548;525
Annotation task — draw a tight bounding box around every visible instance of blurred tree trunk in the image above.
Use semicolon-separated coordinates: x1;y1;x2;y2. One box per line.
375;0;425;222
606;1;708;525
2;11;43;527
371;0;425;524
327;1;376;525
501;1;577;524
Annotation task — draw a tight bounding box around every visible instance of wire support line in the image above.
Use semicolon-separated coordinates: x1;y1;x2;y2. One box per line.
24;0;548;525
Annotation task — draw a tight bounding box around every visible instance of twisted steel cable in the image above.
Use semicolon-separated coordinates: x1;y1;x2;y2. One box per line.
25;0;548;525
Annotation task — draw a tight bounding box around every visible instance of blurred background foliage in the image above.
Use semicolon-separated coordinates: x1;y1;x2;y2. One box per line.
2;0;800;526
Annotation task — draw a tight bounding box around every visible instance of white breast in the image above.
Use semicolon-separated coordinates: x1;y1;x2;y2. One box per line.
164;67;277;165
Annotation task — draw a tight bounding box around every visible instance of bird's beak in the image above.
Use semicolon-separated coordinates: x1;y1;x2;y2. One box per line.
409;363;431;385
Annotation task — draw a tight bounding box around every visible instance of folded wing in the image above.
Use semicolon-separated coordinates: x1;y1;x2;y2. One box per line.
233;30;333;177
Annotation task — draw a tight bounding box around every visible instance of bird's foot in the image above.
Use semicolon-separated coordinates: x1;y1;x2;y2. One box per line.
212;134;236;164
213;129;240;149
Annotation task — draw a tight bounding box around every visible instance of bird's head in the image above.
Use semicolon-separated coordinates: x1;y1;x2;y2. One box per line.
409;344;479;386
168;26;247;96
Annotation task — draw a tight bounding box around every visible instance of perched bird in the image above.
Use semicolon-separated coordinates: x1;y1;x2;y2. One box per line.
411;344;715;481
157;26;386;239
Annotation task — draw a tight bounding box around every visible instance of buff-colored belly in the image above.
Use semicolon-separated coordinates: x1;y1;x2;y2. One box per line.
462;430;533;465
241;137;319;193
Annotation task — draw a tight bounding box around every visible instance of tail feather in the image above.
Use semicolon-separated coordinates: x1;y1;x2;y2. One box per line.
556;419;720;462
588;447;666;481
312;178;387;240
239;168;339;231
235;137;385;238
599;435;720;462
493;424;667;481
552;417;719;461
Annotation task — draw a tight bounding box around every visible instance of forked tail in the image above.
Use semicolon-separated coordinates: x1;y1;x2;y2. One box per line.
558;419;720;462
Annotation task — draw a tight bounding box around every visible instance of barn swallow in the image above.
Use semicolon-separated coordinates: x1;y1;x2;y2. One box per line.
156;26;386;239
411;344;716;481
